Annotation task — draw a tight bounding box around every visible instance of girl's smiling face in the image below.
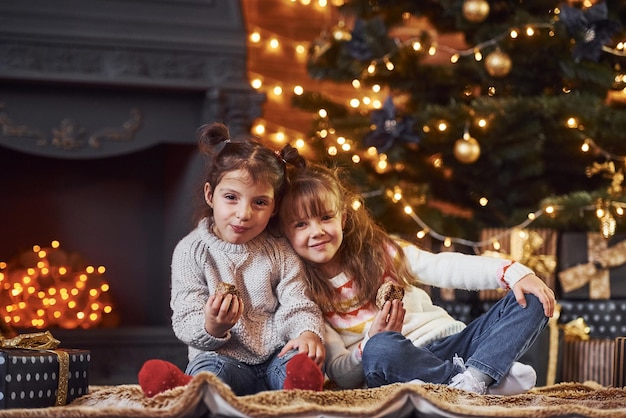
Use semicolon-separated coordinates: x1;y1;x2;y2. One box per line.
283;192;346;272
206;169;275;244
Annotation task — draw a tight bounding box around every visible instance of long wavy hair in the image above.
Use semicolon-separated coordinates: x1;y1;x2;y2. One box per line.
279;162;418;312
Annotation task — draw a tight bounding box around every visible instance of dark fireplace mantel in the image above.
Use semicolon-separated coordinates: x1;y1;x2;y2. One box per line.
0;1;264;331
0;0;263;158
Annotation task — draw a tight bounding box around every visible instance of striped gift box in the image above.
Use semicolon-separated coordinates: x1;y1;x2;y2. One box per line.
560;339;615;386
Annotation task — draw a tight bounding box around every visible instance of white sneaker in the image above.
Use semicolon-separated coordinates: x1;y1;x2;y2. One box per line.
448;355;487;395
487;362;537;396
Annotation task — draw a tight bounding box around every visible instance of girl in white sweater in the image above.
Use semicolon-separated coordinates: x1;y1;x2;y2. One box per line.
138;123;325;397
279;160;556;395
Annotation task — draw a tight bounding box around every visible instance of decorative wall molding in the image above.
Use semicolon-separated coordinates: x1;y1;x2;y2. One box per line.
1;103;142;151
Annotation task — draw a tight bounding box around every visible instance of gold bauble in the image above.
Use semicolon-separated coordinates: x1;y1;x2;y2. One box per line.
462;0;490;23
454;136;481;164
485;50;512;78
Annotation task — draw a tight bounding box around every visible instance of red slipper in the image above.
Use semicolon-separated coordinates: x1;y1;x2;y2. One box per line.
138;359;193;397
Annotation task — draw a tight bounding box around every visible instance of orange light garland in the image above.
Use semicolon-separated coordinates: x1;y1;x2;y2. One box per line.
0;241;115;330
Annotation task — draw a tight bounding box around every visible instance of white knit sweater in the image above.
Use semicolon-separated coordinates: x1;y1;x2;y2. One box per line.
324;240;534;388
170;218;325;365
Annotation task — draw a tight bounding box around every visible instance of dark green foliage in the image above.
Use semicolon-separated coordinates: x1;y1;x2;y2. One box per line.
295;0;626;241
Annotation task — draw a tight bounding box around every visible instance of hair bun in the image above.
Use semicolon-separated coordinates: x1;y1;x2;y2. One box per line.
198;122;230;146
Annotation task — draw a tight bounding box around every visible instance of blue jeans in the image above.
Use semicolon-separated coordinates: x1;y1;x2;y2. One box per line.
362;291;548;388
185;349;299;396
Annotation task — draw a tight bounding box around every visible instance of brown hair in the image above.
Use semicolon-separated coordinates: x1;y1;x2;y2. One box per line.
279;162;417;312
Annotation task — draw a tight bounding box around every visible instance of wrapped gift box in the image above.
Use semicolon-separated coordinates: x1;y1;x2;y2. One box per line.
558;299;626;339
0;348;90;409
480;228;558;301
558;233;626;300
560;338;615;387
615;337;626;388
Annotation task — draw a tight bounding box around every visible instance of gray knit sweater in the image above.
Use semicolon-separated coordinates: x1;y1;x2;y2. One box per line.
171;218;325;365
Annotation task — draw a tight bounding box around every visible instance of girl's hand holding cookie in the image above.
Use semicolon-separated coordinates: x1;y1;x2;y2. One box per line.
204;284;244;337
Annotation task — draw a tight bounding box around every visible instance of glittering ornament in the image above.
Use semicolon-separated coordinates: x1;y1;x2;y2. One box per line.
454;135;481;164
363;96;421;153
462;0;490;23
559;1;620;62
485;50;512;77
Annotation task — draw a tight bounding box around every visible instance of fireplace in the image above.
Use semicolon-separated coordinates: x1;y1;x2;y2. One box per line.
0;0;263;383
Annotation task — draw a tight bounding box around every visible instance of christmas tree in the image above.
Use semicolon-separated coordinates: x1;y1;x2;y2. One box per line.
293;0;626;246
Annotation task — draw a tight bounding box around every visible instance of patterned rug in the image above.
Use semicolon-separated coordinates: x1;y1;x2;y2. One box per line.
1;372;625;417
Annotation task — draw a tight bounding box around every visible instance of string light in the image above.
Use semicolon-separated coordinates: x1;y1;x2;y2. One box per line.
0;241;115;329
249;1;626;246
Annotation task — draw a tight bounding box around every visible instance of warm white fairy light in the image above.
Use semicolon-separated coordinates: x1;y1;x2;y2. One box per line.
251;77;262;90
250;31;261;43
254;124;265;135
0;241;114;329
566;117;578;128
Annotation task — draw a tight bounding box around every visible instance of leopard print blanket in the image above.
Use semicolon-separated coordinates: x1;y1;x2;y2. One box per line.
0;373;625;417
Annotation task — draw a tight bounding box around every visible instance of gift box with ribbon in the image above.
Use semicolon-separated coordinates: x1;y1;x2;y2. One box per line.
558;233;626;299
480;227;558;300
0;331;90;409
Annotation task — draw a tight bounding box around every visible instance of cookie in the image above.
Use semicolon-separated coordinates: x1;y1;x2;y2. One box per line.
375;281;404;309
215;282;239;297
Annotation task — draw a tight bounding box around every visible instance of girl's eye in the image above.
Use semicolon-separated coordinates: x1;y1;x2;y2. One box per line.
294;221;306;228
322;214;333;221
225;194;237;201
255;199;269;206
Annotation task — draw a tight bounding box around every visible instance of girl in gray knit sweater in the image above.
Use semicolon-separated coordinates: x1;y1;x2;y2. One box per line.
138;123;325;397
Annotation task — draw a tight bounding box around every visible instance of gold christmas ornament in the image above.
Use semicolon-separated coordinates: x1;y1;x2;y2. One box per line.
462;0;490;23
454;135;481;164
485;50;512;77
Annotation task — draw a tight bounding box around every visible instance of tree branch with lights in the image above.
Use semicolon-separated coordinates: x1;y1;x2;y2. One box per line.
293;0;626;248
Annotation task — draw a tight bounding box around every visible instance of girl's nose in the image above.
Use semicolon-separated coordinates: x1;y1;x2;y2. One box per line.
310;223;326;237
236;205;252;220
